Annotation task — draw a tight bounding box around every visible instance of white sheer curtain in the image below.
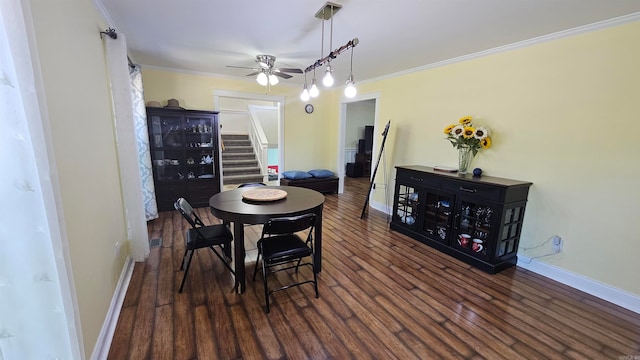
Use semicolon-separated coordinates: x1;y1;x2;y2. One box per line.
0;1;82;358
130;64;158;220
103;34;150;261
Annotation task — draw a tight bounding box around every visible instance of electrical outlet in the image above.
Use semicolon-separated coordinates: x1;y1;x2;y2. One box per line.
551;235;562;253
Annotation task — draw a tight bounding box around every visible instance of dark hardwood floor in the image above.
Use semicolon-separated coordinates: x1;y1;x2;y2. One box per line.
108;177;640;359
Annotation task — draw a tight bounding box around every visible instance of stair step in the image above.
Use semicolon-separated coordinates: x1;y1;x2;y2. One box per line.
223;139;251;147
223;167;261;176
222;153;256;160
222;159;259;168
221;134;250;141
223;174;265;185
224;146;253;153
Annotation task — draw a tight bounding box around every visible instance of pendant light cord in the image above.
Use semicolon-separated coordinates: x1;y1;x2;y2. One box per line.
329;6;333;57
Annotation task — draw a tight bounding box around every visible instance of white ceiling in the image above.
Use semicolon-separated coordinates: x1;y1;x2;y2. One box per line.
97;0;640;86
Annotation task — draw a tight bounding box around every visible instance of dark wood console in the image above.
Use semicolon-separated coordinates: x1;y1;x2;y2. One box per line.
390;165;532;273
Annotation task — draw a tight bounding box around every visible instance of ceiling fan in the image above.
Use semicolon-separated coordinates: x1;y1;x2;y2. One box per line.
227;55;303;86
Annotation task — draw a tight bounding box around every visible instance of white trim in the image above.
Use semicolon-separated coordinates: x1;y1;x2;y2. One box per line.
218;108;248;115
517;255;640;315
370;199;391;216
214;90;286;184
372;203;640;314
337;92;381;194
91;256;134;360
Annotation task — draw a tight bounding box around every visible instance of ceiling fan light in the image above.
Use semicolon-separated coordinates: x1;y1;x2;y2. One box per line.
322;65;334;87
309;80;319;97
344;77;357;98
256;72;268;86
268;74;279;85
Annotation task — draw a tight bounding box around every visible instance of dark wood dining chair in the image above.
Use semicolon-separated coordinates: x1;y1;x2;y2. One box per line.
252;213;319;313
174;197;234;292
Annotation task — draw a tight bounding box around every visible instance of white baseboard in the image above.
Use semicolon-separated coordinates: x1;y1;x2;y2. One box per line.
370;199;391;216
369;201;640;315
517;255;640;314
91;256;134;360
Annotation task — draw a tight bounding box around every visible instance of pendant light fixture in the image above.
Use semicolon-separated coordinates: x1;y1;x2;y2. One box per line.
322;5;334;87
300;71;310;101
300;2;358;100
310;72;319;98
344;46;356;98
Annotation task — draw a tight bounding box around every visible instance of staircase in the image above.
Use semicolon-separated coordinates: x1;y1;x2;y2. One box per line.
221;134;264;185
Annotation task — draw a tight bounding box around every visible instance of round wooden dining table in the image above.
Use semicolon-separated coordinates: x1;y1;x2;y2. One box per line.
209;186;325;293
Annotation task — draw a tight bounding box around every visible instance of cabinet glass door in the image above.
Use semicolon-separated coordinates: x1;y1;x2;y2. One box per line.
149;114;184;181
497;204;525;259
421;192;452;243
393;184;420;230
454;200;494;259
184;116;216;180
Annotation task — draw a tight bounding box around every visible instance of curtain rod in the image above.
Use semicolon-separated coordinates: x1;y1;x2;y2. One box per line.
99;28;117;39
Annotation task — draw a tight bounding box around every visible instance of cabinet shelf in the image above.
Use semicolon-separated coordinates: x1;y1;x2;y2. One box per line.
390;165;532;274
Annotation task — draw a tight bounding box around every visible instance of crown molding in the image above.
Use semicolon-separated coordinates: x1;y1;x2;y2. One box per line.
364;12;640;84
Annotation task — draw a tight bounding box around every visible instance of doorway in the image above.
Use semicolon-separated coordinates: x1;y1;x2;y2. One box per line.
337;93;380;194
214;90;285;189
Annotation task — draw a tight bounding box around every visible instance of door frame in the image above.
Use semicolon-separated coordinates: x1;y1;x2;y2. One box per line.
337;92;381;194
213;90;285;186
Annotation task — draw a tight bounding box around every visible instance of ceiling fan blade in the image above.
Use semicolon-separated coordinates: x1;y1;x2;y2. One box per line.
226;65;259;70
273;72;292;79
277;67;303;74
245;71;261;76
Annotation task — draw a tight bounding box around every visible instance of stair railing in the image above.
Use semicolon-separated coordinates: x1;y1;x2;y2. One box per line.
247;110;268;182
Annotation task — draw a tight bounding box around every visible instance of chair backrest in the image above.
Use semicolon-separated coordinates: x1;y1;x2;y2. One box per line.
262;213;316;239
174;197;205;228
238;182;267;188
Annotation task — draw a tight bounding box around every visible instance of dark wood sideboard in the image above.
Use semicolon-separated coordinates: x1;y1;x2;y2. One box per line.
390;165;532;273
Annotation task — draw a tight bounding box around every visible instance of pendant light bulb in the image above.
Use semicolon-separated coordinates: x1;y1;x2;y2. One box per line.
268;74;279;85
309;79;319;97
256;72;268;86
344;76;357;98
300;84;310;102
322;64;334;87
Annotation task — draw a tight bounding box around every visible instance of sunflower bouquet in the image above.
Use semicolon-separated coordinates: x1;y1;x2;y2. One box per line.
443;116;491;156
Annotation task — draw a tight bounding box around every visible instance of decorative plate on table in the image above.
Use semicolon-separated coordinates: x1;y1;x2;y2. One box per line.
242;188;287;202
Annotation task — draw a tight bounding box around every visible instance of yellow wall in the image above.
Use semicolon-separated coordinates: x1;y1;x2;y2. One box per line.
141;69;339;172
143;22;640;297
30;0;129;355
363;21;640;295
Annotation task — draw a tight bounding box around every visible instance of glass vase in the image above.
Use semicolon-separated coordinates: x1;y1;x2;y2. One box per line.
458;146;474;174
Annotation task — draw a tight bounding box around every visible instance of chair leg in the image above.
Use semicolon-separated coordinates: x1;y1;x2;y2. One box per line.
180;248;188;270
313;268;319;298
252;250;261;281
262;260;270;313
311;254;319;298
179;249;195;293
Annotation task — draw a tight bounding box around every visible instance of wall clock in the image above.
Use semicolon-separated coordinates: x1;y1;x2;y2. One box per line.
305;104;314;114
